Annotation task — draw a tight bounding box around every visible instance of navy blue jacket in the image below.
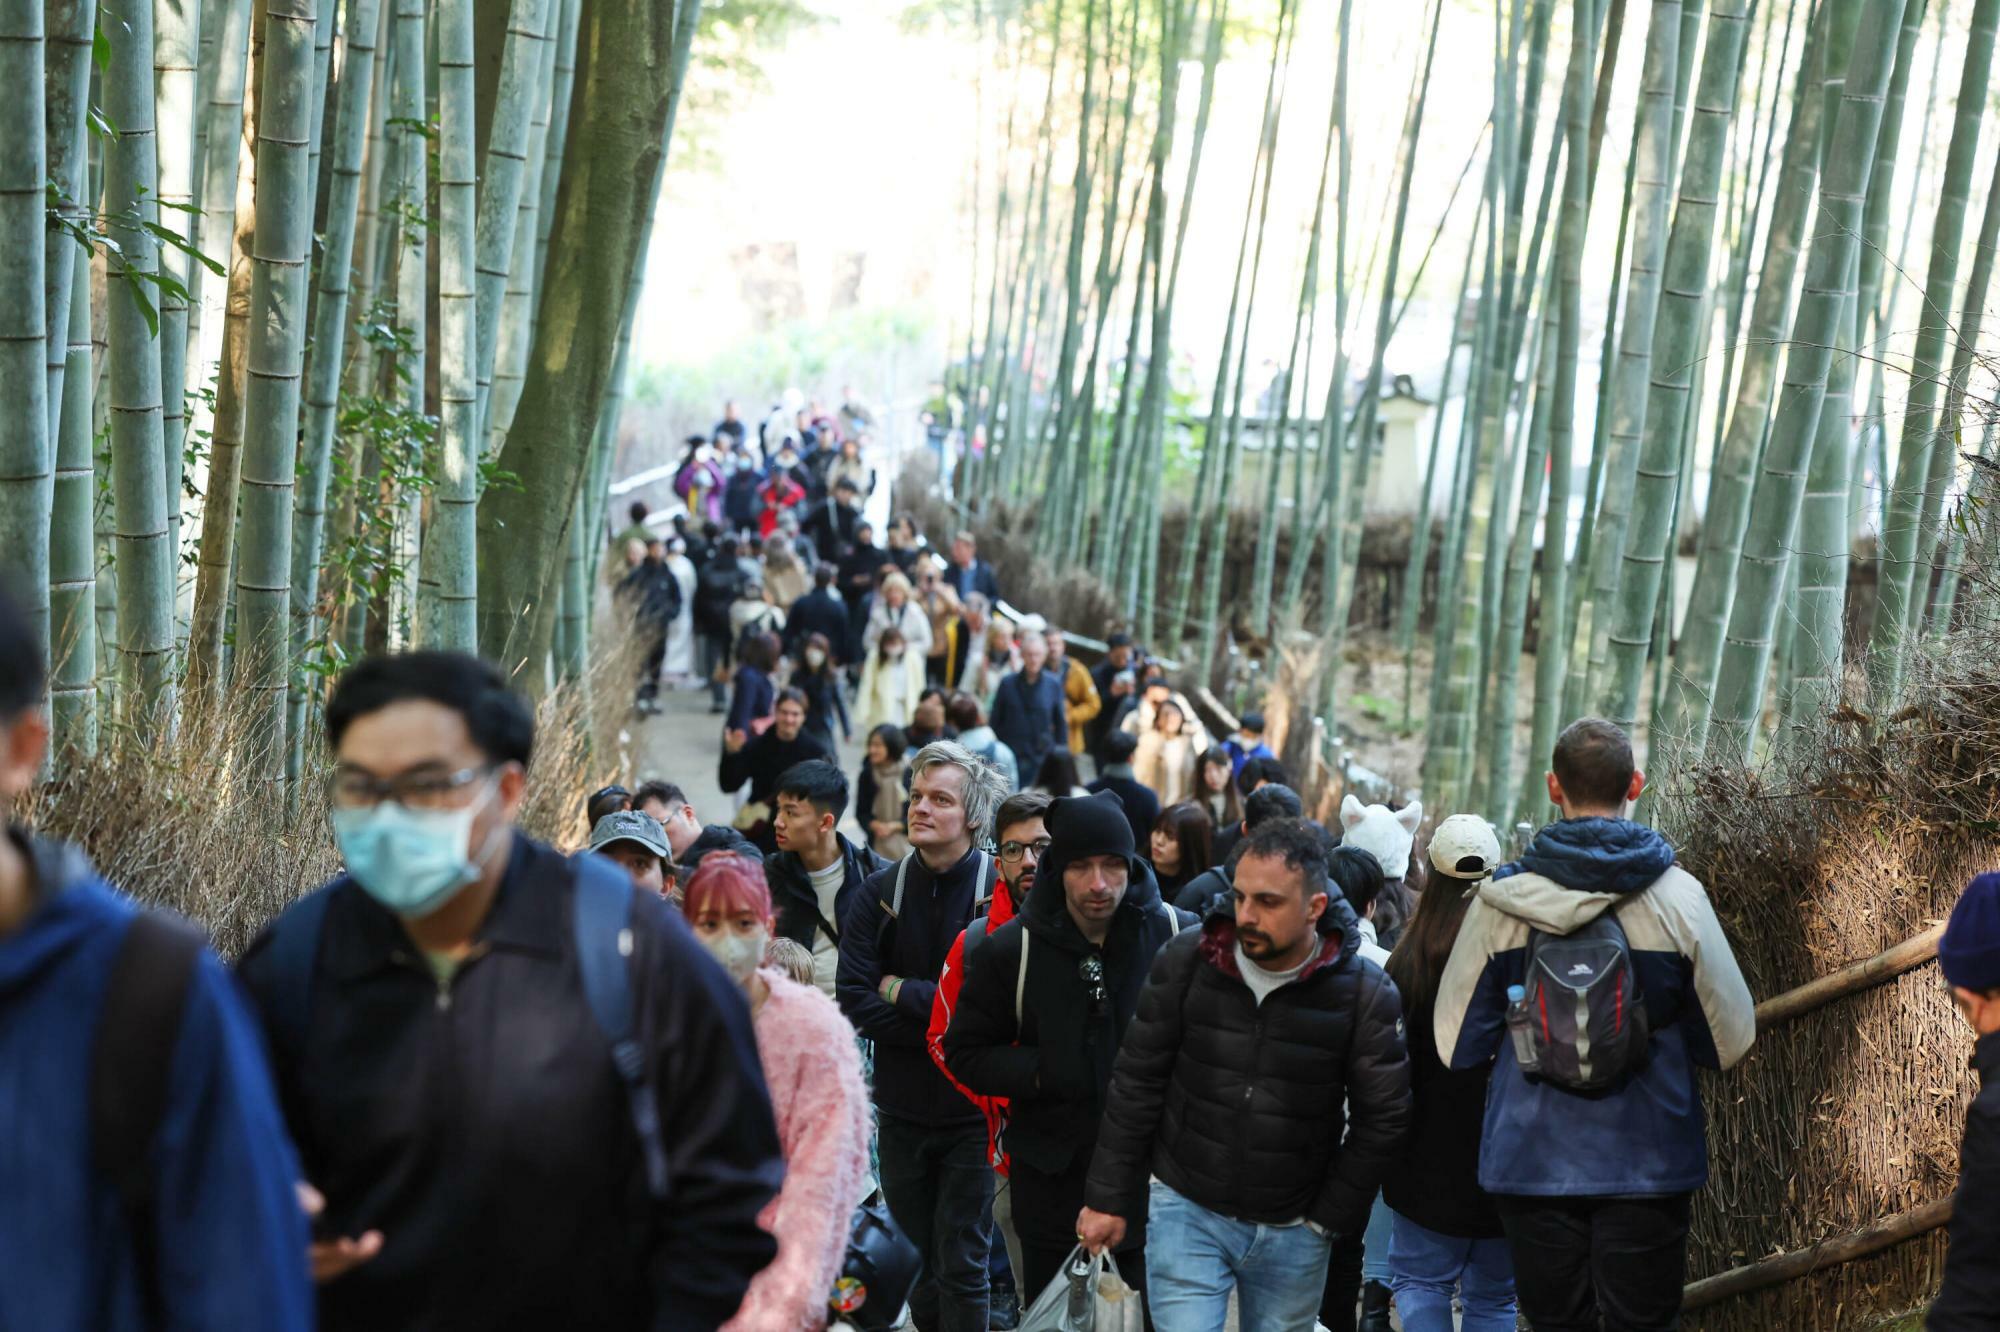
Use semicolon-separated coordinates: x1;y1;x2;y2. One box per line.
1435;818;1756;1198
990;668;1068;789
838;846;994;1127
0;829;312;1331
726;664;775;733
238;834;783;1331
946;557;1001;604
783;588;851;661
766;833;888;953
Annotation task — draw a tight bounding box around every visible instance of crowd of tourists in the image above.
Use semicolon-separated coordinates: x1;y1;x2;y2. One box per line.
3;422;2000;1329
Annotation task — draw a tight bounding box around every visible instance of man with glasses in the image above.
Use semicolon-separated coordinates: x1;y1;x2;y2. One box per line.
237;651;784;1331
944;793;1191;1300
927;792;1053;1326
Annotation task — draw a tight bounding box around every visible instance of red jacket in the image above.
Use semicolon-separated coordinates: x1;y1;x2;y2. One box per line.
927;879;1020;1176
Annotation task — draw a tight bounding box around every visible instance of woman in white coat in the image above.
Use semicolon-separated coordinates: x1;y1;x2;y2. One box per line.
1133;698;1200;807
862;571;932;659
663;536;697;683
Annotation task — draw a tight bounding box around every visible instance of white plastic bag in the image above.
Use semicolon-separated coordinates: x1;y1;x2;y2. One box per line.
1017;1246;1145;1332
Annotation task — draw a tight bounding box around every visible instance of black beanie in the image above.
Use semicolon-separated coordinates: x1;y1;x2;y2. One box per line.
1046;792;1137;869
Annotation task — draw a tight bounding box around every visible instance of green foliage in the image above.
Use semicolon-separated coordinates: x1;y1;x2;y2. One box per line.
47;180;222;340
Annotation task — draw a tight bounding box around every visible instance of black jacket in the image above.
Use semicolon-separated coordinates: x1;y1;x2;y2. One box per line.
839;542;887;604
765;834;888;953
1172;863;1233;918
990;669;1067;788
943;855;1189;1187
783;588;850;661
1932;1030;2000;1329
837;846;994;1127
616;559;681;628
1381;994;1501;1239
804;499;861;564
237;836;783;1332
795;670;851;743
680;823;759;875
717;727;834;808
693;560;744;637
1087;770;1160;853
1083;899;1411;1236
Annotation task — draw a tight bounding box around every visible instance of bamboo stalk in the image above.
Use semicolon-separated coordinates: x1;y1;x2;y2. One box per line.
1681;1198;1952;1310
1755;921;1946;1029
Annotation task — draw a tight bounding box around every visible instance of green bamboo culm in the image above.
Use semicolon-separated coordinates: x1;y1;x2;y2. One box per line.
1600;0;1754;730
0;0;49;665
1870;0;2000;703
1651;0;1851;764
418;0;480;650
233;0;319;777
50;242;96;758
288;0;383;781
1707;0;1911;761
471;0;552;444
385;0;427;645
42;0;93;501
487;2;564;458
105;0;180;715
155;0;202;580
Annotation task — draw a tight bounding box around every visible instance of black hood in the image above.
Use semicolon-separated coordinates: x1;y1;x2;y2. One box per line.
1021;835;1164;955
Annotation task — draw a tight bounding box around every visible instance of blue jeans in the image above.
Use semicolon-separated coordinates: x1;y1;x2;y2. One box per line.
1386;1210;1517;1332
1143;1180;1331;1332
1361;1193;1393;1282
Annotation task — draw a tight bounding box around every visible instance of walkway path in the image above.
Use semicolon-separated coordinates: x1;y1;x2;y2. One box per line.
630;679;869;842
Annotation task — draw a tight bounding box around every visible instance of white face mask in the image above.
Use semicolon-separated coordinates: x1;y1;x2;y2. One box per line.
885;647;904;662
805;647;826;668
699;929;768;988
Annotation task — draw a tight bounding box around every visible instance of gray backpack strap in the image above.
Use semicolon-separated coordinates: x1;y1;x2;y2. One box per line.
889;853;911;917
1015;928;1030;1028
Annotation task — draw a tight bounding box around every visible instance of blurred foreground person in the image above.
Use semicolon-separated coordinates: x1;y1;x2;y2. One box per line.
685;855;872;1332
0;582;312;1329
239;651;783;1331
1931;871;2000;1330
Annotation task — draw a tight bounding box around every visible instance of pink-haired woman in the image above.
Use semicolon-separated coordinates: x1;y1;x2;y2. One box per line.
685;855;873;1331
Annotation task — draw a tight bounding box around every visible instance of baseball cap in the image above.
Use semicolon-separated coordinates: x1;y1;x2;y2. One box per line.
1428;814;1502;880
590;811;671;860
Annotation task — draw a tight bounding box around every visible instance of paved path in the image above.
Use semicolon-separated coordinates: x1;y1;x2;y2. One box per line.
627;679;869;841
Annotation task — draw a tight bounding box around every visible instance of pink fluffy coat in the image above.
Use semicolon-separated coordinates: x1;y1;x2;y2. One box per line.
723;970;873;1332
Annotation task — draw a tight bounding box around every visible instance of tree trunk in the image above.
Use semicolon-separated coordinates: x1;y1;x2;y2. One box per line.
155;0;201;583
475;0;704;674
471;0;550;441
51;242;96;757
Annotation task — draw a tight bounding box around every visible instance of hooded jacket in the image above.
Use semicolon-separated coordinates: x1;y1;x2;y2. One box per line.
942;852;1189;1187
1084;896;1411;1236
1434;817;1757;1198
0;830;313;1332
1929;1029;2000;1329
837;846;996;1127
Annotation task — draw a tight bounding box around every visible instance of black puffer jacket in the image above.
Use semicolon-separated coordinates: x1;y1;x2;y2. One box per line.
943;853;1191;1179
1084;897;1411;1236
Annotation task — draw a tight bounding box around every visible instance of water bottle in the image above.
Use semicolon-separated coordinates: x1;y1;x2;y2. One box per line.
1505;983;1538;1070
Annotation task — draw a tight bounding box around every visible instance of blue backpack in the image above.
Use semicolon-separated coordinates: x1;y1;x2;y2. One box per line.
260;853;671;1200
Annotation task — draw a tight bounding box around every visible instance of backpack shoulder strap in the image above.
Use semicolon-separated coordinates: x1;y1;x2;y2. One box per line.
262;882;339;1059
93;910;208;1203
571;853;670;1202
885;853;913;918
1015;928;1031;1028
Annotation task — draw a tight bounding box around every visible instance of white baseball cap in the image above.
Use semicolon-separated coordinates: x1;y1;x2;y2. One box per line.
1428;814;1502;880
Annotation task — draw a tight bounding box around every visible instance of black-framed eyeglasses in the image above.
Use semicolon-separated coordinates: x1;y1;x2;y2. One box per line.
328;764;495;812
1079;954;1106;1013
997;837;1052;863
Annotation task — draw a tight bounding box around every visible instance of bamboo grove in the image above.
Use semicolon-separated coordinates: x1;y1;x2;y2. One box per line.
951;0;2000;826
0;0;703;782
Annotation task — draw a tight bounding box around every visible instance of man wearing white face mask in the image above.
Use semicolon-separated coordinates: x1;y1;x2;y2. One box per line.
237;652;785;1332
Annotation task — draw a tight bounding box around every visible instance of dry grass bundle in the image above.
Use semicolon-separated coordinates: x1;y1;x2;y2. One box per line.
1660;628;2000;1329
18;625;641;959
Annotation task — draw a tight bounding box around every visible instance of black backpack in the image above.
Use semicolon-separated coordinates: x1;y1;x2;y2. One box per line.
1517;903;1651;1092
